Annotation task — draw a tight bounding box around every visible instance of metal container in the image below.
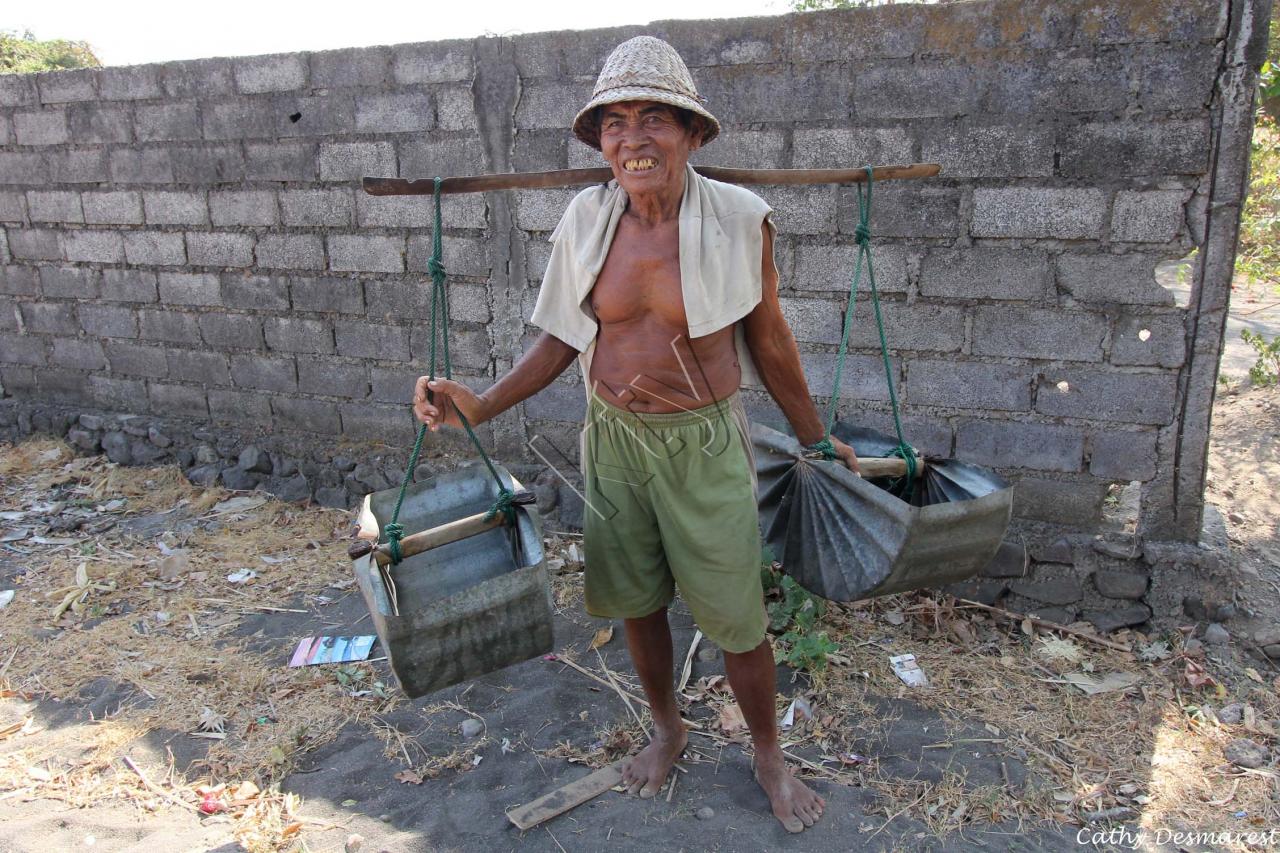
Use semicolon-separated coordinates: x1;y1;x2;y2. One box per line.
754;422;1013;601
352;466;554;698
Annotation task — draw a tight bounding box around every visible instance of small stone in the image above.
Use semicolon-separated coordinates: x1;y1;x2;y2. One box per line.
148;426;172;448
460;718;483;739
1092;537;1137;559
67;428;100;452
697;645;718;662
186;465;221;487
238;445;273;474
314;487;349;509
130;440;167;465
379;813;392;822
120;416;150;437
1264;644;1280;661
696;806;715;820
175;449;195;468
349;463;391;493
1227;512;1245;525
332;455;357;473
266;473;311;503
1218;703;1245;725
1254;626;1280;647
1183;638;1204;655
1083;603;1151;633
980;540;1027;578
192;428;215;442
1223;738;1269;769
78;414;105;431
412;462;433;482
1183;595;1208;621
1033;537;1074;564
344;833;364;853
1209;602;1236;622
533;469;560;515
1203;623;1230;645
221;467;260;491
195;444;219;465
101;431;132;465
273;454;299;478
1093;571;1148;600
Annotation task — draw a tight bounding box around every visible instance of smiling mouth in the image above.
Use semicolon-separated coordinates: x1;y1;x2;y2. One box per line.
623;157;658;172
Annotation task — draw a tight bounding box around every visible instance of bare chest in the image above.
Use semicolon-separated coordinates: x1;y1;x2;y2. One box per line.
589;220;686;328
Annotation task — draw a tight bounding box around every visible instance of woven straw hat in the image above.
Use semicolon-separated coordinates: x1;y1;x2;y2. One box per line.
572;36;719;150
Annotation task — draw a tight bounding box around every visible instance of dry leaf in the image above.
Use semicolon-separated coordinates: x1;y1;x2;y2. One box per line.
589;626;614;650
394;769;424;785
1064;671;1142;695
1036;636;1084;664
884;610;905;626
1244;667;1264;684
719;703;747;735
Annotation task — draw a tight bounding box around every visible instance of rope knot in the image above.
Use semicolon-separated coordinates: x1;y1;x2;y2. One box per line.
383;521;406;565
483;487;518;525
854;222;871;246
427;256;446;280
804;436;839;462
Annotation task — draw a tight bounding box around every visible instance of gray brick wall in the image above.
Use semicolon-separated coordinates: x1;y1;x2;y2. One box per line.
0;0;1257;542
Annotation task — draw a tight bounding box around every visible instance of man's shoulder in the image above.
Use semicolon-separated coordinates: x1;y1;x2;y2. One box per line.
694;171;772;217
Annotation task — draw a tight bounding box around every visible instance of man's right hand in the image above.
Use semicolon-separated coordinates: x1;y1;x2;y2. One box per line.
413;377;487;432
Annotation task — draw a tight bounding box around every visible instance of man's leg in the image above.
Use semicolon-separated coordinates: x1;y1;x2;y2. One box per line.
724;639;826;833
619;606;688;797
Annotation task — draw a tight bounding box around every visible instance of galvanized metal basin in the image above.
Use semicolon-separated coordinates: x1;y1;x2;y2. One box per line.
352;466;554;698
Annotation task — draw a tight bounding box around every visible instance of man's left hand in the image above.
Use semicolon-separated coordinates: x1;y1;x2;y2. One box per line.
830;436;861;477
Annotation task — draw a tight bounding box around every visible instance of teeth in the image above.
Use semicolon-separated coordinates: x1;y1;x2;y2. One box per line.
624;158;657;172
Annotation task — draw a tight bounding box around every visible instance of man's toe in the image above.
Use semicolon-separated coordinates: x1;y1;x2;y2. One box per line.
639;778;663;799
780;814;805;833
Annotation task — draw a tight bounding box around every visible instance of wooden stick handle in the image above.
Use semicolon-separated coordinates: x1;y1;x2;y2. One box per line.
347;491;533;566
858;457;919;479
362;163;941;196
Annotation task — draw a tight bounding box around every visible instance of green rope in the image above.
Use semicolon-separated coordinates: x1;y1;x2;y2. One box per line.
819;166;917;500
382;178;516;564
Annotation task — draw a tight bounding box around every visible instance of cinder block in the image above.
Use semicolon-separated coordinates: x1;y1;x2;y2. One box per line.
698;63;850;123
982;57;1127;116
412;326;489;370
856;64;975;119
65;103;132;144
393;41;474;84
272;396;342;434
233;54;307;94
230;353;297;392
143;191;209;226
202;99;275;140
82;191;144;225
972;306;1106;362
0;299;20;332
199;312;264;349
0;192;25;222
6;229;62;261
792;128;913;170
281;189;353;227
319;142;396;182
101;269;158;303
79;304;137;338
98;65;161;100
1134;45;1218;112
185;232;255;268
33;368;88;403
274;93;356;138
0;364;36;393
290;276;364;314
779;296;843;345
327;234;404;273
0;333;46;366
757;186;838;235
1089;429;1158;481
369;365;424;405
38;68;97;103
398;137;486;182
514;188;579;232
436;87;477;131
0;152;48;185
971;188;1107;239
297;358;369;398
921;124;1053;178
171;144;245;184
162;58;235;99
0;74;38;107
20;302;79;335
789;4;921;61
49;149;108;183
105;341;168;378
849;300;966;353
335;322;410;361
124;231;187;266
221;270;287;310
1056;253;1174;306
14;109;69;146
26;190;83;223
841;185;958;239
1014;477;1104;526
907;360;1032;411
919;249;1052;301
265;316;334;354
408;235;490;278
956;419;1083;473
108;148;174;184
514;82;584;130
244;142;315;182
148;383;209;419
88;375;149;412
1110;314;1186;369
209;190;277;227
802;351;897;402
166;349;230;386
135;101;201;142
309;46;390;88
63;230;125;263
1111;191;1187;243
1036;369;1178;426
255;234;325;270
38;265;99;298
1060;121;1210;178
138;309;199;343
339;402;418;444
687;129;786;169
158;272;221;306
366;280;488;323
209;388;272;426
355;93;434;133
48;337;106;370
0;266;40;296
356;194;435;228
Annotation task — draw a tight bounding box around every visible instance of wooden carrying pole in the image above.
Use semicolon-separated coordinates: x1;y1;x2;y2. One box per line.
347;491;534;566
363;163;941;196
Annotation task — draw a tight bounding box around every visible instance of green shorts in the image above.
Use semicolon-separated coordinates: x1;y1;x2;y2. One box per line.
580;391;767;654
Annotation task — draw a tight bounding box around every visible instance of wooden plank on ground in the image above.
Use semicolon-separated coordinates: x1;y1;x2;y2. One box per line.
505;761;626;830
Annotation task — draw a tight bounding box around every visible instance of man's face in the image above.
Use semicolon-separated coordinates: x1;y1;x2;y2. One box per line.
598;101;700;197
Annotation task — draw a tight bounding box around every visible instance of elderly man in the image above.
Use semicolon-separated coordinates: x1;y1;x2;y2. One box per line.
414;36;858;833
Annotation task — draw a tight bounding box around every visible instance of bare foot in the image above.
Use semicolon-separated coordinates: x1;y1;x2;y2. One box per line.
621;727;687;799
754;750;825;833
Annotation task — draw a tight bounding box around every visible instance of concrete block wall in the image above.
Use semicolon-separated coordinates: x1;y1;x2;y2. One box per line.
0;0;1268;551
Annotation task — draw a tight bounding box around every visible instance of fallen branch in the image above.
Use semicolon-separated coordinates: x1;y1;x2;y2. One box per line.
954;598;1131;653
121;756;199;812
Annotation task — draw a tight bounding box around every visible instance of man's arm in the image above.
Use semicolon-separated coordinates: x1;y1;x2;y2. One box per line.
742;222;860;473
415;331;578;431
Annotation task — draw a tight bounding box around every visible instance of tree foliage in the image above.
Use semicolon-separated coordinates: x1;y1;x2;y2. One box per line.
790;0;950;10
0;30;101;75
